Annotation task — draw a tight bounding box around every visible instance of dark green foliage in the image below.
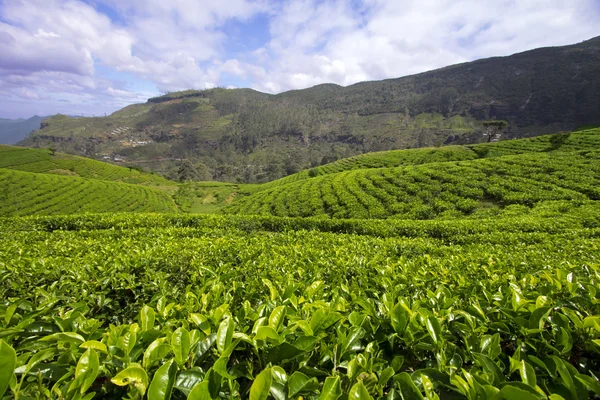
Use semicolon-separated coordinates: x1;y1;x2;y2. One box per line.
178;159;200;182
1;207;600;398
549;131;571;149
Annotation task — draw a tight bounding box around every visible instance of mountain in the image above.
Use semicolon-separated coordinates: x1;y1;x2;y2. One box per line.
0;115;48;144
19;36;600;183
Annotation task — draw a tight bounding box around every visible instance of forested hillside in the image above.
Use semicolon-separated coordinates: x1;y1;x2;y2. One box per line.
19;37;600;183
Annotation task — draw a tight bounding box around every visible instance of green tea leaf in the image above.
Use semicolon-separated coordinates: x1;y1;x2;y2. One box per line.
349;381;373;399
0;340;16;398
575;374;600;395
499;383;545;400
425;316;442;345
111;365;149;396
172;327;191;365
143;337;172;369
390;303;409;335
250;368;272;400
173;369;204;396
255;326;280;342
72;348;100;394
472;352;504;385
140;305;156;332
379;366;395;386
190;313;211;335
395;372;423;400
519;360;536;388
551;356;577;398
188;381;212;400
269;306;286;332
40;332;85;344
216;317;234;355
80;340;108;354
319;376;342;400
148;359;177;400
288;371;318;397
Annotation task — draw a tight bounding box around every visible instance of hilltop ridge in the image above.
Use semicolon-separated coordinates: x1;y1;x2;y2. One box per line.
19;36;600;183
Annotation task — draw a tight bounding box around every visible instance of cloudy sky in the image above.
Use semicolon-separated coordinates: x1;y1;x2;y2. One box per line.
1;0;599;119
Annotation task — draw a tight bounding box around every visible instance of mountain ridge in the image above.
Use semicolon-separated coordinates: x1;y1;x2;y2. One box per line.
0;115;48;144
19;36;600;183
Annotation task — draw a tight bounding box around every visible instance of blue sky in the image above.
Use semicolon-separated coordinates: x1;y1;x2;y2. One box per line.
0;0;599;119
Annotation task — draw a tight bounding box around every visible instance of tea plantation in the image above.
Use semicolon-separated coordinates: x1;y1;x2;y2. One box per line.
0;146;178;216
1;130;600;399
0;146;172;186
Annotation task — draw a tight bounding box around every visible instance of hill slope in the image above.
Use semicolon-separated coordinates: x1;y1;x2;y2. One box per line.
0;146;179;216
0;168;177;216
223;129;600;219
259;128;596;187
0;145;173;186
19;36;600;183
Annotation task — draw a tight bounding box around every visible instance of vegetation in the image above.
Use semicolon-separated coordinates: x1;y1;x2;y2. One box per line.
174;182;240;214
0;168;177;216
1;119;600;397
18;37;600;183
224;129;600;219
1;205;600;398
0;145;173;186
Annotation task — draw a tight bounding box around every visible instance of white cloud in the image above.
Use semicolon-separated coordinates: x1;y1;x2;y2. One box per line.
0;0;598;118
244;0;600;93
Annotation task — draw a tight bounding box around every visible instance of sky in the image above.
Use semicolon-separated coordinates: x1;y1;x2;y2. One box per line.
0;0;599;119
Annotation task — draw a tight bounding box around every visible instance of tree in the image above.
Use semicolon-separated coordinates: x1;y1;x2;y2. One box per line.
177;159;199;182
549;132;571;149
482;120;508;142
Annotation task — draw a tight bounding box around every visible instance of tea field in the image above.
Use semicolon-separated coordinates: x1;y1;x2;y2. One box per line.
0;168;177;216
225;129;600;219
1;204;600;399
0;146;172;186
1;129;600;399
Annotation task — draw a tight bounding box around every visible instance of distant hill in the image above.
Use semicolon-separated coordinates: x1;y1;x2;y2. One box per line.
0;116;48;144
20;36;600;183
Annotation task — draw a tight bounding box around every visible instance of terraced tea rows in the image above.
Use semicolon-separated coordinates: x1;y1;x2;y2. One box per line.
225;150;600;219
0;168;177;216
1;211;599;398
265;146;480;187
0;145;172;185
261;128;600;189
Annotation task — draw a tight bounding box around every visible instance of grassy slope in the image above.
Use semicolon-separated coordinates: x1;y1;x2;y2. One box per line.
257;129;598;188
0;168;177;216
173;181;241;213
0;146;250;216
0;145;181;216
0;145;173;186
224;129;600;219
